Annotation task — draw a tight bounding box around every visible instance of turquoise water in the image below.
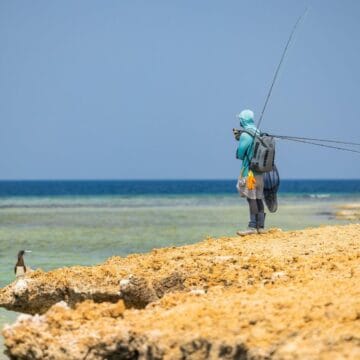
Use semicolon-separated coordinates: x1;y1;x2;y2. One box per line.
0;194;356;287
0;192;359;358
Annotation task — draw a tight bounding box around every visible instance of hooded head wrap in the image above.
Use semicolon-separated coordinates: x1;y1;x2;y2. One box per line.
237;109;257;131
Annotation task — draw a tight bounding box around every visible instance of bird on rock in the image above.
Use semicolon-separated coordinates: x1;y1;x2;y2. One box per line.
14;250;32;277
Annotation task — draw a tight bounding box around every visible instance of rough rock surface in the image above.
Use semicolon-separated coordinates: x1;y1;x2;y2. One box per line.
0;227;292;314
2;224;360;359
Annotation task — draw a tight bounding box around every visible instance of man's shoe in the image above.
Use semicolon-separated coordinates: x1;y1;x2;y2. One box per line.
236;227;258;236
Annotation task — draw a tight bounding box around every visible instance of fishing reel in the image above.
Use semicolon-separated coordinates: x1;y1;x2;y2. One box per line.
232;128;242;141
233;128;269;141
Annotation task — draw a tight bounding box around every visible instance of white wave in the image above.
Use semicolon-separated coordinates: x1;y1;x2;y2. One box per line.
308;194;331;199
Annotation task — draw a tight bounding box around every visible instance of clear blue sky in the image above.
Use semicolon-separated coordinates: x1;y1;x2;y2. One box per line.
0;0;359;179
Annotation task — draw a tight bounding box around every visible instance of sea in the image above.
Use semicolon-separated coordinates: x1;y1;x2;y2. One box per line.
0;179;359;357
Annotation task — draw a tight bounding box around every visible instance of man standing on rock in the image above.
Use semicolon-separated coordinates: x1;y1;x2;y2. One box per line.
234;109;266;235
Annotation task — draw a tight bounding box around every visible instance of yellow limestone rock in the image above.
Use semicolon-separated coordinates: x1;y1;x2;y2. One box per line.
1;224;360;359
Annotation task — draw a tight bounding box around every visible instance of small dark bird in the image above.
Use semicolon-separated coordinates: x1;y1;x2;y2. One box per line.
14;250;31;277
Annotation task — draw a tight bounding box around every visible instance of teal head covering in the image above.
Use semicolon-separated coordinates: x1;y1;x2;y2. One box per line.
236;109;256;130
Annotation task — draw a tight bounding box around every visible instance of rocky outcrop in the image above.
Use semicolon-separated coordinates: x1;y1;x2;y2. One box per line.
2;224;360;359
0;267;123;315
0;267;186;315
0;227;292;314
3;275;360;359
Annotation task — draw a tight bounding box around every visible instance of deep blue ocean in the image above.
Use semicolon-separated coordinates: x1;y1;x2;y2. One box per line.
0;179;359;197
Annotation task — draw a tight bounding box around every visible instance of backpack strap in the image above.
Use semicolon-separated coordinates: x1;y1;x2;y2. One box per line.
241;133;254;170
240;128;258;166
240;128;259;138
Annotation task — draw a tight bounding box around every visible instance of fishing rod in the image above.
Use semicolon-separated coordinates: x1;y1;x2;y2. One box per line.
269;134;360;147
252;9;360;154
234;8;360;155
257;8;308;129
278;136;360;154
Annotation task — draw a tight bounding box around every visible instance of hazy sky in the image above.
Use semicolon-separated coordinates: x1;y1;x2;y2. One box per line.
1;0;359;179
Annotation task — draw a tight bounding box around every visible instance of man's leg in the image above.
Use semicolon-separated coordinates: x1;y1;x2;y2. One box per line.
236;198;258;236
255;174;266;232
256;198;266;232
247;198;258;229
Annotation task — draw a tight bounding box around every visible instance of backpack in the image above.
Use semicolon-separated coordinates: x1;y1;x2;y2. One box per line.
243;130;276;173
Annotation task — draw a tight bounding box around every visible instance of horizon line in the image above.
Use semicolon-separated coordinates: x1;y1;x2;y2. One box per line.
0;178;359;182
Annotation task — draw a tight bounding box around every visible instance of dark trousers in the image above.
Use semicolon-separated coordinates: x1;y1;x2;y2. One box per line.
247;198;265;228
